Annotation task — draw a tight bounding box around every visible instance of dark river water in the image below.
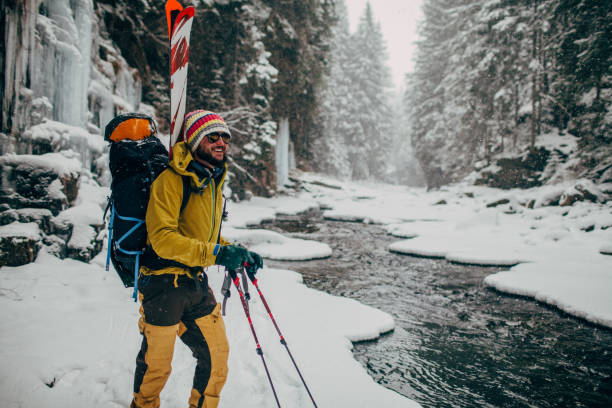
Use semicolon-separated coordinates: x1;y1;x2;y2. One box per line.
258;209;612;408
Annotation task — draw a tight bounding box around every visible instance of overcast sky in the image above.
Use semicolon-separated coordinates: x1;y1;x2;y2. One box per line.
345;0;424;90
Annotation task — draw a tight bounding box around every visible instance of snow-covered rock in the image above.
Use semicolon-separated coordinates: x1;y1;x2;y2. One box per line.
0;152;81;216
0;222;41;266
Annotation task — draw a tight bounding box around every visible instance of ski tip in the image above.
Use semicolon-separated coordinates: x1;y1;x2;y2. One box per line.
171;7;195;37
165;0;184;39
183;6;195;17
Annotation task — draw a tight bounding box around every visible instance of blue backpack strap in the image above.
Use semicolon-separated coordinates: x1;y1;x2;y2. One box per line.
105;201;114;272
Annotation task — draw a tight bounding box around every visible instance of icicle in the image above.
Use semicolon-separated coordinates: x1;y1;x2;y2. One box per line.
275;118;290;188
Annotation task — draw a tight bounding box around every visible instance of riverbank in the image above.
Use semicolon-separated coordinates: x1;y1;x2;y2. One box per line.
0;179;419;407
1;171;610;407
263;172;611;329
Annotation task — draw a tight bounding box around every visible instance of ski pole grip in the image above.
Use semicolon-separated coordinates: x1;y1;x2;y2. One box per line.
221;273;232;297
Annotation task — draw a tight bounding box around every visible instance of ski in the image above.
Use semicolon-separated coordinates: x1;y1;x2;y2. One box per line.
165;0;195;158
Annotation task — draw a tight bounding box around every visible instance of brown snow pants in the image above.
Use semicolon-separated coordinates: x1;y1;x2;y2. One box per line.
132;274;229;408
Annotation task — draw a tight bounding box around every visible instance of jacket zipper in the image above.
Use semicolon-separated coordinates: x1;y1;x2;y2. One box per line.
208;179;216;243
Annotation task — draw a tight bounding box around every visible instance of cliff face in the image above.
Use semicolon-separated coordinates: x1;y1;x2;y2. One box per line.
2;1;289;201
1;0;142;157
0;0;291;266
0;0;157;267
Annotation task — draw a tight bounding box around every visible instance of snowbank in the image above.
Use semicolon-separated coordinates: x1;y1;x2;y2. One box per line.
484;261;612;327
224;227;332;261
2;169;610;408
296;174;612;328
0;250;417;408
223;193;331;261
225;193;320;228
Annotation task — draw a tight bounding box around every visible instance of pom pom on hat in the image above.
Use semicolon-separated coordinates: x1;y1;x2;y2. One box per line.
183;110;231;153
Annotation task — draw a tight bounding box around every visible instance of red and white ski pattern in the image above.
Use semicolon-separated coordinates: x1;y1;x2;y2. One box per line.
169;7;195;155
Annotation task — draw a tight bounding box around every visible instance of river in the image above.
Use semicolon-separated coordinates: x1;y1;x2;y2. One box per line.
257;208;612;408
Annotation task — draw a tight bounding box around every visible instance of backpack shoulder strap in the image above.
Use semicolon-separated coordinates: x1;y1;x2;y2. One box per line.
180;175;191;213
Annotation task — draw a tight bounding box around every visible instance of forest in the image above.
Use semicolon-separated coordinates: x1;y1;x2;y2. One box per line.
1;2;611;405
1;0;610;196
407;0;611;188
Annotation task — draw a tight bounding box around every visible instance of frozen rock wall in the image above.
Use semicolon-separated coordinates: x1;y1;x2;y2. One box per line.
0;0;144;266
275;117;290;188
33;0;93;127
1;0;142;156
2;0;39;138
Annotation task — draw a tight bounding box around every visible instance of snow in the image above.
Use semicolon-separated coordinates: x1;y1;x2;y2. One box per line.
2;169;611;407
223;227;332;261
54;201;104;228
0;222;41;240
0;251;415;408
294;174;612;328
47;179;68;201
224;194;320;228
484;261;612;327
0;171;415;407
54;201;104;252
492;15;517;32
26;119;106;155
223;193;331;260
0;151;82;177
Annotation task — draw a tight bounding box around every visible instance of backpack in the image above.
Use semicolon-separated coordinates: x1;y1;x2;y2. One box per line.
103;113;191;299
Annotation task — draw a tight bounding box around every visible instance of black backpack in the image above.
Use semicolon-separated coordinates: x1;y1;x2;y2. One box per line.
103;113;191;299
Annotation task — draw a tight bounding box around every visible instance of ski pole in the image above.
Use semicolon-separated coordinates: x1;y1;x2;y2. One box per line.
245;268;318;408
239;267;251;302
227;268;281;408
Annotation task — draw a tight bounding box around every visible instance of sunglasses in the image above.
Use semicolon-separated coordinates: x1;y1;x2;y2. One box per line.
206;132;231;144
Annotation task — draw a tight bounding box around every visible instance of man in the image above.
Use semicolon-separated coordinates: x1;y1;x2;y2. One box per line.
131;110;263;408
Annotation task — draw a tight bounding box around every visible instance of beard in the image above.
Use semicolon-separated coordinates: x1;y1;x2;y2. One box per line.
195;148;227;168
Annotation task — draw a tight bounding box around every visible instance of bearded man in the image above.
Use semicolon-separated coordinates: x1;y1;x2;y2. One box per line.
131;110;263;408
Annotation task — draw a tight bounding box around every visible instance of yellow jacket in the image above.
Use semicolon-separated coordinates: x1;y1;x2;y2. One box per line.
141;141;229;277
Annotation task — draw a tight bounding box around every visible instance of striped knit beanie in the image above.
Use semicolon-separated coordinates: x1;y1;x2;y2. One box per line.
183;110;231;153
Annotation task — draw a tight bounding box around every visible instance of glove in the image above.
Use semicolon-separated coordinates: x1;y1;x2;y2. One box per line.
245;250;263;279
215;245;249;270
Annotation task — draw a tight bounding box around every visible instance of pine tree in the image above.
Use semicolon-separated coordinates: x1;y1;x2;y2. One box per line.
263;0;335;165
315;0;354;179
407;0;475;187
348;2;394;179
553;0;612;145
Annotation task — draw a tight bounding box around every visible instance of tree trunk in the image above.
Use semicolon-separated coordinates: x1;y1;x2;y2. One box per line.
530;0;538;153
513;82;519;149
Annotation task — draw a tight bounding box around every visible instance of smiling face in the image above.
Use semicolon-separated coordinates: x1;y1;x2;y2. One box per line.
194;132;229;167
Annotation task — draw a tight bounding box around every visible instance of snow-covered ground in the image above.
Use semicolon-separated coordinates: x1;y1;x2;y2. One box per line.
1;170;611;407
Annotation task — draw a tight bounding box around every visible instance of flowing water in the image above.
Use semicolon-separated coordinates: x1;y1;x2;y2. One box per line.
258;209;612;408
